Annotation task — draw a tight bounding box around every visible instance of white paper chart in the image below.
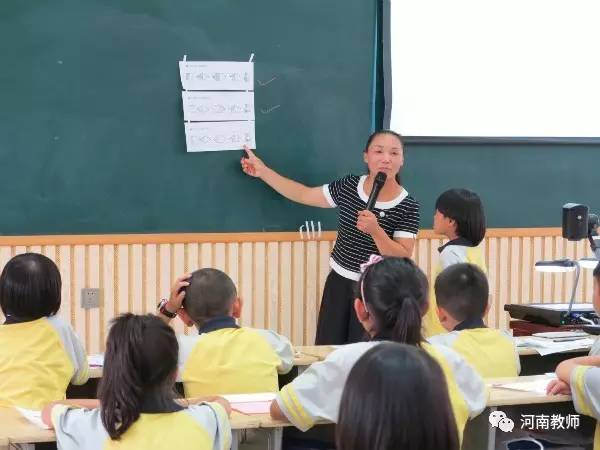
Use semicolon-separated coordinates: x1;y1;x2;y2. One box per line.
179;61;254;91
185;121;255;152
182;91;255;122
180;60;255;152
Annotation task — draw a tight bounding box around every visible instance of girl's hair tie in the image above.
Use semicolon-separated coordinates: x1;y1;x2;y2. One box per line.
360;254;384;273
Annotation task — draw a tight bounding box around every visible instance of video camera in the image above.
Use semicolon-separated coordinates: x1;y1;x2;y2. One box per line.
562;203;600;259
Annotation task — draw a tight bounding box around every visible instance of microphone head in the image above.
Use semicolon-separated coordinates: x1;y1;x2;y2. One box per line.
374;171;387;186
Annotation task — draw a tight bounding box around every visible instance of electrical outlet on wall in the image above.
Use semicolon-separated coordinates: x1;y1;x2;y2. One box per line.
81;288;101;309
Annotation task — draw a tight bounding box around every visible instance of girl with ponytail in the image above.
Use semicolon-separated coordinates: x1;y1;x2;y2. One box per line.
271;256;486;445
42;314;231;450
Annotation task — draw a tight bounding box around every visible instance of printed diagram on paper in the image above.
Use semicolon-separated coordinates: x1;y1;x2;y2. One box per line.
179;60;255;152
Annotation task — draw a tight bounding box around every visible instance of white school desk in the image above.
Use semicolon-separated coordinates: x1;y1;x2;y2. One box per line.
0;407;264;450
87;350;319;379
0;376;578;450
85;341;594;380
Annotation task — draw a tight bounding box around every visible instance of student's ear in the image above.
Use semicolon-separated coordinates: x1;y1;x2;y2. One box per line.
232;297;243;319
437;305;448;323
354;298;369;322
177;309;195;327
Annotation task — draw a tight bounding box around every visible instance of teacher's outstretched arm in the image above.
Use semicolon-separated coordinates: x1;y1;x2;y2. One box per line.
241;146;331;208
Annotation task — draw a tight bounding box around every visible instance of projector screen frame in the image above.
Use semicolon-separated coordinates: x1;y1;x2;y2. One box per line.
381;0;600;144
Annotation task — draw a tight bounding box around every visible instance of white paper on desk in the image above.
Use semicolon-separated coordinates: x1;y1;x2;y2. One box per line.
516;337;594;355
182;91;255;122
494;378;555;395
88;354;104;367
185;121;255;152
222;393;276;403
15;407;51;430
179;61;254;91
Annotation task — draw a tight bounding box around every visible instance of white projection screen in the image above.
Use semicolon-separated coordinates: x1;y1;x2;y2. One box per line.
384;0;600;140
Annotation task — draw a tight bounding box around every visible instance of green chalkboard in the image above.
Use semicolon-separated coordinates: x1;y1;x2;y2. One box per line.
0;0;376;234
403;143;600;229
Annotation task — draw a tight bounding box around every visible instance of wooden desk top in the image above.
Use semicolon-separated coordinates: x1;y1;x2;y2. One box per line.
0;407;55;444
88;352;320;379
295;345;335;361
486;375;572;407
0;407;261;445
1;375;576;444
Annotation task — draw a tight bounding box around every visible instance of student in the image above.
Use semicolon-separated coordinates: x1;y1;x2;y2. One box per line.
42;314;231;450
424;188;487;337
337;342;460;450
542;264;600;449
157;268;294;396
270;256;486;442
0;253;88;409
428;263;520;378
588;262;600;356
241;130;420;345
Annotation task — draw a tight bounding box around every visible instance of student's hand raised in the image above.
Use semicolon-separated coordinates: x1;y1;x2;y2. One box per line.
166;274;191;311
240;146;267;178
356;210;382;236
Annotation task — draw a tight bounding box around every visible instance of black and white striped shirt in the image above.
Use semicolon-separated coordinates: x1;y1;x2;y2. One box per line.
322;175;420;280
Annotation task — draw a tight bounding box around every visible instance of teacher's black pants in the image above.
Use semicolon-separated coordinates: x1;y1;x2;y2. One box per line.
315;270;366;345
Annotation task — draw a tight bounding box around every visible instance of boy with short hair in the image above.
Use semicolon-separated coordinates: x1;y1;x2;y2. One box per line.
158;268;294;396
428;263;520;378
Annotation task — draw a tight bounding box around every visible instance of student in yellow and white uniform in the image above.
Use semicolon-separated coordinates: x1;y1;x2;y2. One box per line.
270;256;486;443
428;263;520;378
42;314;231;450
547;263;600;450
337;343;460;450
423;188;487;337
0;253;88;409
157;268;294;396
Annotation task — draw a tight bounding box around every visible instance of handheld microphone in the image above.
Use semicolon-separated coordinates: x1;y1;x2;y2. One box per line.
365;172;387;211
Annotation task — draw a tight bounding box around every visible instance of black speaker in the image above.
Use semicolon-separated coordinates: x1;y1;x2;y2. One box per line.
562;203;589;241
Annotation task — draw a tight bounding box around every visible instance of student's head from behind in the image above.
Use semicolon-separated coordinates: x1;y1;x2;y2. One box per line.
355;256;428;345
0;252;61;320
337;343;459;450
434;188;486;245
363;130;404;184
99;313;178;440
435;263;489;331
593;263;600;313
178;268;241;328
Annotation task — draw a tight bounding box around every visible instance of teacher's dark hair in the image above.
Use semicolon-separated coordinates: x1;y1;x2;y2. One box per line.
364;129;404;184
356;257;428;345
0;253;61;320
98;314;179;439
337;343;459;450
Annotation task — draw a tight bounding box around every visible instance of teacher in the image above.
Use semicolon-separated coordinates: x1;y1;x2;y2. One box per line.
240;130;420;344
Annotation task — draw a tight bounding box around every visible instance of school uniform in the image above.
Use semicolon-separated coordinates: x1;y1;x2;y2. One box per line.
177;316;294;396
0;315;88;409
428;317;520;378
50;400;231;450
423;237;487;338
317;174;420;344
274;339;486;441
570;366;600;450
